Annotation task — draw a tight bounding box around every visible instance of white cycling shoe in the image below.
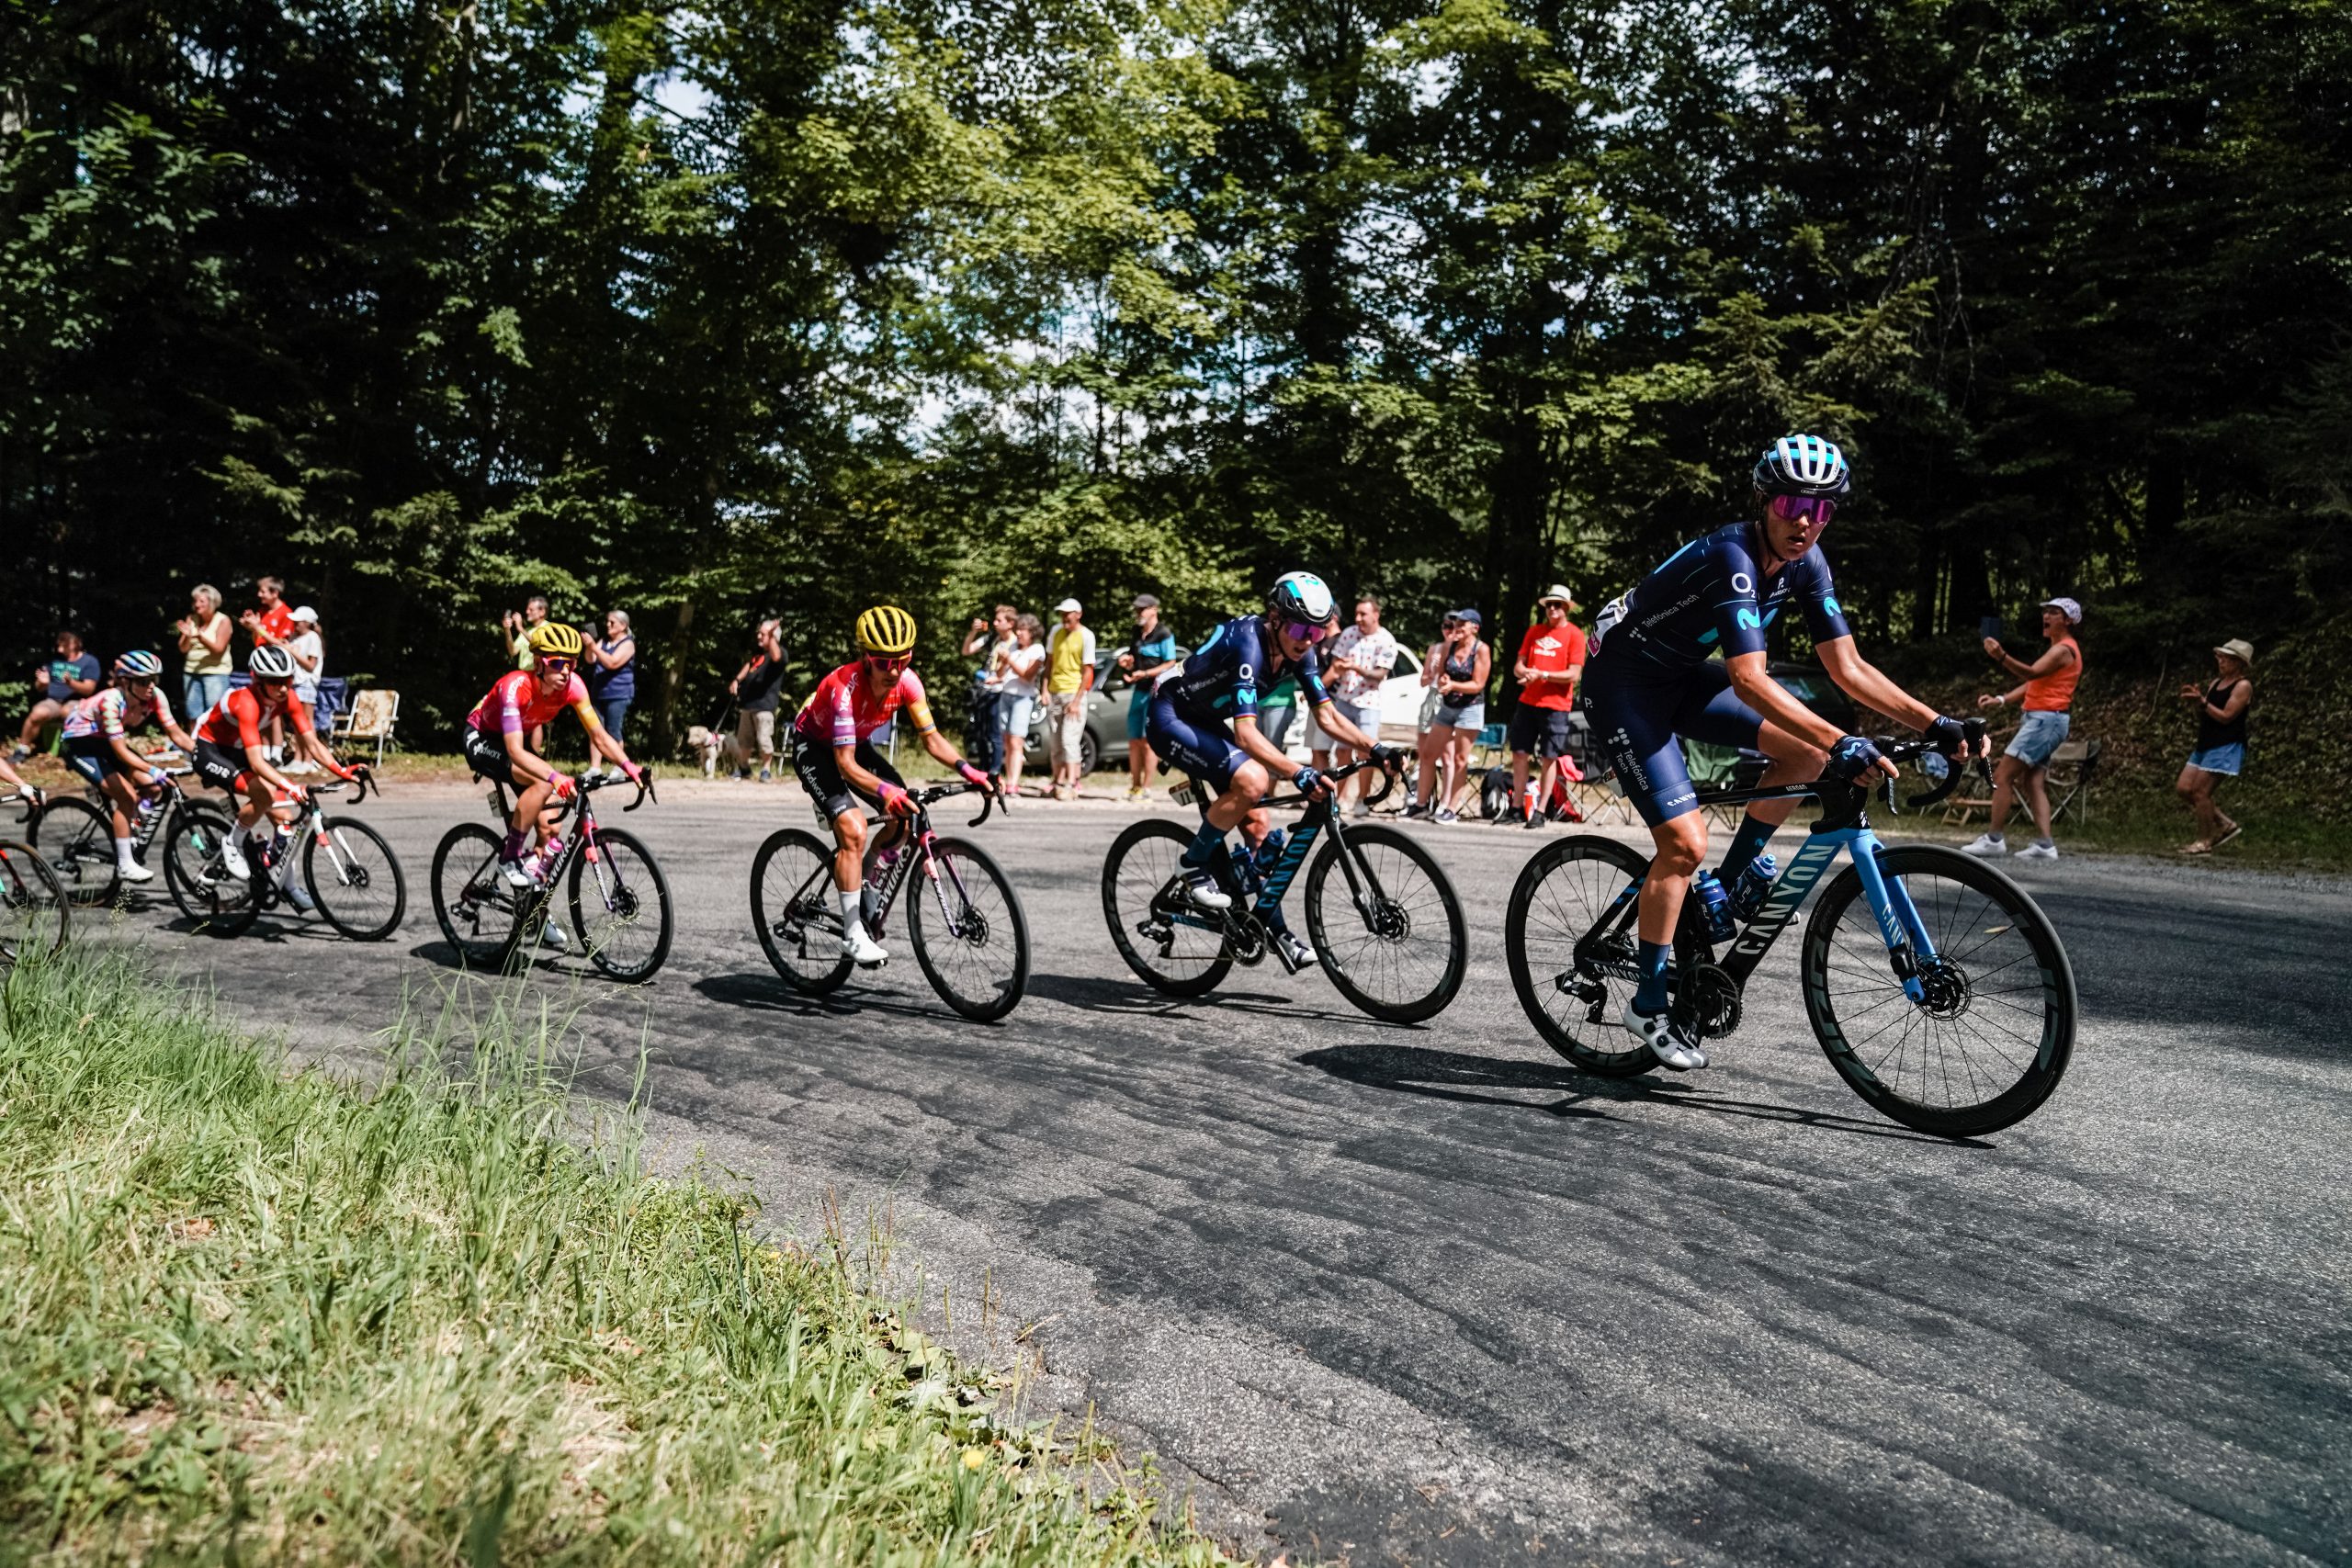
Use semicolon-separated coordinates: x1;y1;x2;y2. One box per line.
216;840;252;882
842;924;889;968
1623;1001;1710;1071
119;862;155;884
286;878;316;913
1175;865;1232;911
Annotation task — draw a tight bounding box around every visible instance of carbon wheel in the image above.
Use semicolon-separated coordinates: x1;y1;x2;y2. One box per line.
751;829;853;993
0;840;70;966
567;826;673;982
1802;844;2076;1137
1504;834;1658;1076
1101;818;1231;997
1300;823;1466;1023
161;810;259;936
33;795;117;908
909;836;1029;1022
430;822;523;970
303;816;407;941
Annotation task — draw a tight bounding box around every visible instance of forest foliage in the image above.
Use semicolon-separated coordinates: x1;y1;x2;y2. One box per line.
6;0;2348;744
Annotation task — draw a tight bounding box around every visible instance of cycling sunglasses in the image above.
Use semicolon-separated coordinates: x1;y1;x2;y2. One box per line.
1768;493;1838;526
1281;620;1332;645
537;657;576;676
865;652;913;672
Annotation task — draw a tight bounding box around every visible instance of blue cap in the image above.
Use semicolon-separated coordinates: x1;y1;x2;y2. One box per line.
1449;608;1482;626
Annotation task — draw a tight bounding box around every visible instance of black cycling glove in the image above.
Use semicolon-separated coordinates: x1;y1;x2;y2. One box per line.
1826;734;1886;783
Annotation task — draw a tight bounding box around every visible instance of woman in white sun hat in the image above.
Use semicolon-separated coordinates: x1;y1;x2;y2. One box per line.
2176;637;2253;854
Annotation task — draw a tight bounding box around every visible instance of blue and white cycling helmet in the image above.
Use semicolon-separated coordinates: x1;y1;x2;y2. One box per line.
1268;570;1336;625
114;649;164;680
1753;434;1851;500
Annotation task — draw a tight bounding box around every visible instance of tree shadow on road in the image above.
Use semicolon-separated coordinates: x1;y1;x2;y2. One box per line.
1298;1043;1987;1145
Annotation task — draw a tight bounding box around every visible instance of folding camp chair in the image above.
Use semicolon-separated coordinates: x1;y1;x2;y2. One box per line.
333;689;401;766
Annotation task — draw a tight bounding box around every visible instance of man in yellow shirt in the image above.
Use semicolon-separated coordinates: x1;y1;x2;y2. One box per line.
1044;598;1097;800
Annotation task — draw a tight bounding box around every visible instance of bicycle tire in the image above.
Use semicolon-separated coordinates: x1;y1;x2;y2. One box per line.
1101;818;1231;997
304;816;407;942
0;840;71;966
1504;834;1658;1077
909;834;1029;1022
162;809;260;936
34;795;118;908
568;825;673;982
751;828;854;992
1802;843;2076;1137
1301;823;1467;1023
431;821;524;970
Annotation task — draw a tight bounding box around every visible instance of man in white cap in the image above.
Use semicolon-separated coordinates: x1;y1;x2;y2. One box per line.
1965;596;2084;861
1044;598;1096;799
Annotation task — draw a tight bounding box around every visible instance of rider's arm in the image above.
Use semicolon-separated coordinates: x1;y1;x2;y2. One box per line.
1725;650;1848;753
1229;713;1302;778
1815;637;1944;733
1310;699;1376;753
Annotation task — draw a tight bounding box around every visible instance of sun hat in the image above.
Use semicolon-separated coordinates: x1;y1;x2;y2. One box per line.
2213;637;2254;668
290;605;320;624
2041;596;2082;625
1537;584;1577;609
1055;598;1082;614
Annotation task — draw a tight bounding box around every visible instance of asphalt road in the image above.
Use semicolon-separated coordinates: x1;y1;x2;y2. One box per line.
89;781;2352;1566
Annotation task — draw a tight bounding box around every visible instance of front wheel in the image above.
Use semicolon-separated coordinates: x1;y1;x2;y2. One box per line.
1301;823;1466;1023
1802;844;2076;1137
909;836;1029;1021
1102;818;1231;997
567;826;673;982
304;817;407;941
751;829;854;993
431;822;523;970
1504;834;1657;1076
34;795;117;907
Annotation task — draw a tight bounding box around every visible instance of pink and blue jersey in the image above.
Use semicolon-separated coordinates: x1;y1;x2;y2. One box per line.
63;685;175;742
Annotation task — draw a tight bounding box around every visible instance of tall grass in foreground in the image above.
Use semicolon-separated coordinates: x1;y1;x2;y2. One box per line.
0;949;1229;1565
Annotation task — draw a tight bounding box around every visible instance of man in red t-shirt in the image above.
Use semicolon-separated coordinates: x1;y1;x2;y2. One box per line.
1507;584;1588;829
239;576;301;762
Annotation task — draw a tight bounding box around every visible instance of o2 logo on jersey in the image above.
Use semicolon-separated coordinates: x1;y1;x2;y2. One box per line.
1238;662;1255;684
1731;571;1754;594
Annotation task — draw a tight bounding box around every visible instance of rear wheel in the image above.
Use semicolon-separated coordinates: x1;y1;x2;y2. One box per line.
1101;818;1231;996
1803;844;2075;1137
0;840;70;966
431;822;523;970
304;817;406;941
751;829;853;992
567;826;673;982
1301;823;1466;1023
909;836;1028;1021
162;810;259;936
34;795;117;907
1505;834;1657;1076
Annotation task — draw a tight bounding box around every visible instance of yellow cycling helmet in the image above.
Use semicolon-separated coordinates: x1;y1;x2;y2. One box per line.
854;604;918;657
527;621;585;660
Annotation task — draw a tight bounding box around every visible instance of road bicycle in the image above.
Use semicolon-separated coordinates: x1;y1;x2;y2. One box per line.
751;780;1028;1022
0;798;71;968
432;773;673;981
1503;732;2077;1136
1103;757;1467;1023
165;772;406;941
28;767;232;908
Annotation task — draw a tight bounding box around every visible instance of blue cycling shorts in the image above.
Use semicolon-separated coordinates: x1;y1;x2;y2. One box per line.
1146;694;1250;794
1581;657;1763;827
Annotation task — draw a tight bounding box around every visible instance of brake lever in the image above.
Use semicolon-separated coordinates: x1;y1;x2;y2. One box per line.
1363;759;1397;810
624;776;654;812
967;784;999;829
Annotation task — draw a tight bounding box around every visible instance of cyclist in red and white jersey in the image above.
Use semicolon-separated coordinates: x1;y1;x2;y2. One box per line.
62;650;197;883
460;620;642;888
792;605;992;968
192;645;363;881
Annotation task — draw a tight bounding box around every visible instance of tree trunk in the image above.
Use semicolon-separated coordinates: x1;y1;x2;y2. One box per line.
657;595;695;757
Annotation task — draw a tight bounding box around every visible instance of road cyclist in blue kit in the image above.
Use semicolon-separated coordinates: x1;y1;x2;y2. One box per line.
1575;434;1989;1070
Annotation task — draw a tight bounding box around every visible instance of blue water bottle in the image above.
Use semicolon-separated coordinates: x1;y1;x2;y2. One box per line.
1692;869;1736;943
1730;852;1779;923
1253;829;1286;874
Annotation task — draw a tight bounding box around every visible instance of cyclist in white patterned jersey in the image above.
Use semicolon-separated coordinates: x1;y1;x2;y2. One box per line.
1581;434;1983;1070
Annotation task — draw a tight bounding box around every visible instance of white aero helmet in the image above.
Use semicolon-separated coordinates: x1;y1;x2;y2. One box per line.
1268;570;1336;625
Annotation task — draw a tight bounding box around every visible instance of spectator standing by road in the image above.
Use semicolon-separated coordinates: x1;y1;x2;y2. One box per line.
1306;595;1398;818
2177;637;2254;854
1964;596;2084;863
1408;610;1490;823
1506;586;1586;829
176;584;234;717
997;614;1046;797
962;605;1016;777
1045;598;1096;800
583;610;638;777
1117;594;1180;801
241;577;300;763
282;607;325;771
729;617;787;781
12;630;101;762
501;595;550;671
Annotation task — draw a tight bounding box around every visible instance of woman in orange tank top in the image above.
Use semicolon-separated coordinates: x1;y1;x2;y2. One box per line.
1962;598;2084;861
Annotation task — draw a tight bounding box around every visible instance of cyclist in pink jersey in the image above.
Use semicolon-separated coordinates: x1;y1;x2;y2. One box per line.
460;621;642;888
62;650;198;883
792;605;991;968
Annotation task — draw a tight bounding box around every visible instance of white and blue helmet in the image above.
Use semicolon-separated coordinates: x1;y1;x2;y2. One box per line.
1268;570;1336;625
1754;434;1851;499
114;649;164;680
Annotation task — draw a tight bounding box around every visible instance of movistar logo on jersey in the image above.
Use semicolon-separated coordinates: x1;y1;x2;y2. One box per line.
1824;595;1841;615
1736;609;1763;631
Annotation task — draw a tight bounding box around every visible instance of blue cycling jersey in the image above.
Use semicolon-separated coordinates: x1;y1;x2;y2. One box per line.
1590;521;1852;672
1158;614;1330;722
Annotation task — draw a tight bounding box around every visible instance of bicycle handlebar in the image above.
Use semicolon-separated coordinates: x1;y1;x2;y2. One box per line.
904;778;1001;829
573;769;655;811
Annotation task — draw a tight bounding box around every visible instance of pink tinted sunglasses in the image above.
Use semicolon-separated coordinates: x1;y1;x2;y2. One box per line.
1769;493;1838;526
1281;620;1332;645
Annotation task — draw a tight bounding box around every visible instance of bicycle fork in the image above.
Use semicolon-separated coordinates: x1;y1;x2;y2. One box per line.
1846;838;1939;1003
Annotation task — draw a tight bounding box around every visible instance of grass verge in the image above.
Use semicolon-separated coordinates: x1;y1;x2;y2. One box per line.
0;949;1228;1565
